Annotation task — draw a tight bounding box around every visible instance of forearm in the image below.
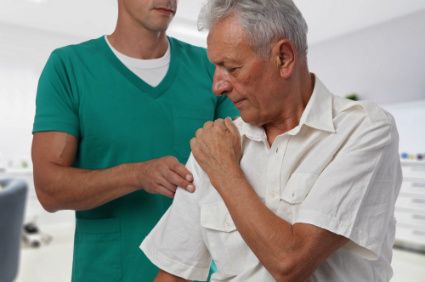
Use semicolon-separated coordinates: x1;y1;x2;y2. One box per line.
212;172;298;279
34;162;139;212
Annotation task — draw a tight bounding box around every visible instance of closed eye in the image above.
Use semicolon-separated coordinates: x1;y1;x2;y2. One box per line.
227;66;241;74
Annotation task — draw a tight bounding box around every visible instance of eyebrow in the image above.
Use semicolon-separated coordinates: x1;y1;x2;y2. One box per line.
211;56;240;67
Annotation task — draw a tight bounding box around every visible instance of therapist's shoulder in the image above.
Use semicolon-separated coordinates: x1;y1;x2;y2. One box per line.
46;37;103;69
169;37;214;73
168;37;208;60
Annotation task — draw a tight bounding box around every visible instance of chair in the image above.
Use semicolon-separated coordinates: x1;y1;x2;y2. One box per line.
0;179;28;282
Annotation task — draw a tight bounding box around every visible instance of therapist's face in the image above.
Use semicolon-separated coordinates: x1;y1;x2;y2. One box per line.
120;0;178;32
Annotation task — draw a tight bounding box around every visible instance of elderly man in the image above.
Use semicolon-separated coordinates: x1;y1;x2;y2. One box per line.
140;0;402;281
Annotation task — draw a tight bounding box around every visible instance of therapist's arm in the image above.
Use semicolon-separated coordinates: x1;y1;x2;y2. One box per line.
191;119;348;282
155;270;191;282
32;132;195;212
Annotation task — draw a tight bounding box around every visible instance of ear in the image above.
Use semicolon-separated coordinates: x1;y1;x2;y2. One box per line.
271;39;296;79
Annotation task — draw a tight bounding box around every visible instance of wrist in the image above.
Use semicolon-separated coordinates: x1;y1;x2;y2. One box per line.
210;166;245;192
121;162;142;189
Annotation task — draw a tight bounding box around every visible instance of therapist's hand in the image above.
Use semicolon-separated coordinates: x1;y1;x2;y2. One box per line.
133;156;195;198
190;118;243;188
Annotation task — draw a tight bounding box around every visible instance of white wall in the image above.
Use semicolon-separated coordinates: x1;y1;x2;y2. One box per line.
383;100;425;154
308;9;425;105
0;24;84;169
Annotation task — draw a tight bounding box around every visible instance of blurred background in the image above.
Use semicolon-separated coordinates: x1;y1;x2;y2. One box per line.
0;0;424;281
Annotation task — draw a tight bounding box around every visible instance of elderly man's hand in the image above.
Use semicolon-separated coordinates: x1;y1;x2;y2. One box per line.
190;118;243;188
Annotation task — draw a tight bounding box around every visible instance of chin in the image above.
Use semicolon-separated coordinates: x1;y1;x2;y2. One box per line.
240;113;257;126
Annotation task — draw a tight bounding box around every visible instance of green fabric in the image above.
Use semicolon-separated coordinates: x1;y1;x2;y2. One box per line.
33;36;238;282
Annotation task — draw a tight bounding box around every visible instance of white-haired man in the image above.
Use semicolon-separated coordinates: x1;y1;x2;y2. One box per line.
140;0;402;281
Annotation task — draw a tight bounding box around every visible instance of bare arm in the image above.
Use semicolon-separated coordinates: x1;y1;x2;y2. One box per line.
211;173;347;281
191;119;348;282
32;132;195;212
154;270;191;282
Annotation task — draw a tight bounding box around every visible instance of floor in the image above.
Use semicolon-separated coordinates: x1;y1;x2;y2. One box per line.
15;217;425;282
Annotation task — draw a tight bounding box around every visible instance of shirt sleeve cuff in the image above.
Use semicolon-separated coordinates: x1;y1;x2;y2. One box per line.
140;238;210;281
294;209;380;260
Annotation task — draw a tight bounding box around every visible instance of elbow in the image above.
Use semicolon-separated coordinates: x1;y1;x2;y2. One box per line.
271;255;310;282
271;256;297;282
34;182;61;213
41;203;59;213
37;192;60;213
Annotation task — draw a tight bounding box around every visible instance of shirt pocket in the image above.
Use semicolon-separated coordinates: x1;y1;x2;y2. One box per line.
200;201;250;275
73;217;122;282
281;173;318;204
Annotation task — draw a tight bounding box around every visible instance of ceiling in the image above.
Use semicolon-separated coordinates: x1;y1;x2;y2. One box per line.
1;0;425;46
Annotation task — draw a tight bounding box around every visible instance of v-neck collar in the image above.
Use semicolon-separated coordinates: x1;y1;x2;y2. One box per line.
98;36;179;98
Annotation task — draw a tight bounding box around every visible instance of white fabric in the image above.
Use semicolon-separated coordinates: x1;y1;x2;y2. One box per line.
105;36;170;87
140;77;402;282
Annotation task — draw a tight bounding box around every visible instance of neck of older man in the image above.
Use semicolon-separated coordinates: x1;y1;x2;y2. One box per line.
264;68;314;146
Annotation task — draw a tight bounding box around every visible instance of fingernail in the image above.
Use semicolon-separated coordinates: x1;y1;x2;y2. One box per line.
187;184;195;193
186;174;193;182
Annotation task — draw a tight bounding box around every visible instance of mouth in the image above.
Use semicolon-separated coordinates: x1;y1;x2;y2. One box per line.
153;7;176;16
232;98;247;108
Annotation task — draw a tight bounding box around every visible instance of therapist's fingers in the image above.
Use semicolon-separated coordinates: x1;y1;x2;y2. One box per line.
157;175;177;192
165;169;195;193
136;156;194;196
155;184;175;198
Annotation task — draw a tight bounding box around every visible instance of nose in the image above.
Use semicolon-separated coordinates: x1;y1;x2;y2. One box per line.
212;67;232;96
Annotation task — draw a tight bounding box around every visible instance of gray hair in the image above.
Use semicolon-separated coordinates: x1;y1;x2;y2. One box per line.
198;0;308;58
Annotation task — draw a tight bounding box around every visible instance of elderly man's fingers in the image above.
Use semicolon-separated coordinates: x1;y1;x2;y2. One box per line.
195;127;204;138
224;117;239;135
213;118;228;131
204;121;214;129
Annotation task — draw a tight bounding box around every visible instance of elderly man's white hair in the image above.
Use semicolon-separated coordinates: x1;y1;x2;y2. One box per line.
198;0;309;58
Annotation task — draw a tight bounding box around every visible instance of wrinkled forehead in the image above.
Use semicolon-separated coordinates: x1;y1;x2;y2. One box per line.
207;15;247;48
207;17;259;65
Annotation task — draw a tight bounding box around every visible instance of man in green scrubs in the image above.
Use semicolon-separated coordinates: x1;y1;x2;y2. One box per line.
31;0;237;281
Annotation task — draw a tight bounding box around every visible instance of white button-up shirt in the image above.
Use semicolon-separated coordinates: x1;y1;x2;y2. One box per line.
140;78;402;282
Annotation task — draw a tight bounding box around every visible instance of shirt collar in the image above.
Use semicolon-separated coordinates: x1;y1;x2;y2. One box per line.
299;76;336;134
236;119;267;142
236;75;335;142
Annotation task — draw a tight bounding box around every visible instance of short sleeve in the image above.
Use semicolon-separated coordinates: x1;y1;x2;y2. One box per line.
33;50;80;137
294;114;402;260
140;154;211;281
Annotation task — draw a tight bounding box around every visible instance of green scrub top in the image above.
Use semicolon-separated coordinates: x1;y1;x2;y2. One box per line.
33;36;238;282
